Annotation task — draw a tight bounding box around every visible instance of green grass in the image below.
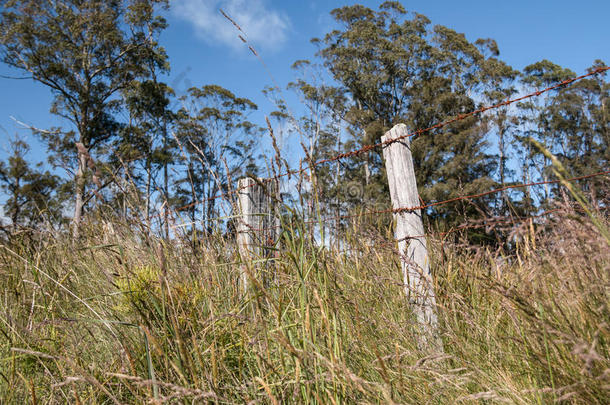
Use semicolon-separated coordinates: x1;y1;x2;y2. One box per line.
0;208;608;404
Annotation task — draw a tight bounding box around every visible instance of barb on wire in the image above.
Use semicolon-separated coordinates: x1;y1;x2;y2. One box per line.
167;67;608;216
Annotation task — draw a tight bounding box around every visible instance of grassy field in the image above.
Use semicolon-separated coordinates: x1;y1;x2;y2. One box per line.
0;206;608;404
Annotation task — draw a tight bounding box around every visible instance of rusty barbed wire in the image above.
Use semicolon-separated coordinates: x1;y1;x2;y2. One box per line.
163;67;608;218
172;170;609;232
302;169;610;226
334;208;566;256
327;66;610;162
396;208;564;243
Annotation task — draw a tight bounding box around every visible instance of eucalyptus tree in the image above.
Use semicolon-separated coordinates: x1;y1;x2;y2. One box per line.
306;1;498;226
518;60;609;206
475;38;519;214
109;6;174;229
115;79;176;228
0;138;62;231
0;0;169;237
175;85;261;233
516;60;577;206
545;61;608;176
288;59;352;245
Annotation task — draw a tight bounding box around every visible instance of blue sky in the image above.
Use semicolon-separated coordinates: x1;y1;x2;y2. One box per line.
1;0;608;169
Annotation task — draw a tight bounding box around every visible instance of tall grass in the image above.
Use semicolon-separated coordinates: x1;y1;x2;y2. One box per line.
0;205;608;404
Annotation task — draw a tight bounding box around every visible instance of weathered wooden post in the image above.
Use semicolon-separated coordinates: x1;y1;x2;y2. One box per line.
381;124;440;349
236;177;279;292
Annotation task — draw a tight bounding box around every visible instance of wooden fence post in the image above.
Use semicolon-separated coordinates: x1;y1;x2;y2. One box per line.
381;124;441;349
236;177;279;293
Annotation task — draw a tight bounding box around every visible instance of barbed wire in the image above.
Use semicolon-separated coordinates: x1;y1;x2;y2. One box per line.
292;169;609;228
164;67;608;218
395;208;565;243
169;170;609;232
333;208;566;255
362;170;609;218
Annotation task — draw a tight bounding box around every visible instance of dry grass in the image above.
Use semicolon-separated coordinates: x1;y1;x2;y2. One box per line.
0;206;608;404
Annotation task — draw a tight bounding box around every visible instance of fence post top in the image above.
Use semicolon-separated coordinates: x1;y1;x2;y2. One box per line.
381;123;410;144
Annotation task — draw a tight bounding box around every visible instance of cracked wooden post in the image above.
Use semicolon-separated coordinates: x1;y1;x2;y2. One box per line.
381;124;441;349
236;177;278;293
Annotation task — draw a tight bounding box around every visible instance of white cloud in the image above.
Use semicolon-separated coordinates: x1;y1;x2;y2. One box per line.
172;0;290;52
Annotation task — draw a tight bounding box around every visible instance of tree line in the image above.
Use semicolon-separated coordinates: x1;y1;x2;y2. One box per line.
0;1;607;241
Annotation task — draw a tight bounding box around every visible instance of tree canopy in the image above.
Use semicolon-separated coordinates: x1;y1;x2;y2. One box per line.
0;0;607;242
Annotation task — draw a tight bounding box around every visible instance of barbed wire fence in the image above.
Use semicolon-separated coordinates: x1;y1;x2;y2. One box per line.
162;66;609;239
154;13;610;347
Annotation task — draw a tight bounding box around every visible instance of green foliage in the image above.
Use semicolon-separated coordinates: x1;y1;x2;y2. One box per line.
299;3;500;228
0;137;63;229
174;84;262;231
516;60;609;209
0;0;169;233
115;69;176;227
1;0;607;246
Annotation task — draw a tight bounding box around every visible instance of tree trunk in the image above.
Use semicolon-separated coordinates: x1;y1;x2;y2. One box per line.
498;119;507;212
11;176;20;231
72;149;88;239
145;164;152;230
163;160;169;239
335;132;342;250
